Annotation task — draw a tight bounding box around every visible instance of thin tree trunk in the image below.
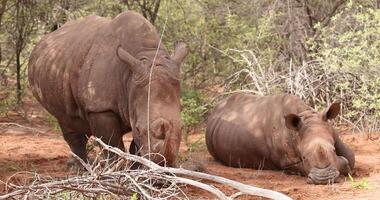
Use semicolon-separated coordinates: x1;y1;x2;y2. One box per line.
16;50;21;103
150;0;160;24
0;0;7;26
0;0;8;65
15;0;22;103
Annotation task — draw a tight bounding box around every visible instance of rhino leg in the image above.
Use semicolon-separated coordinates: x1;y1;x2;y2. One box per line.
60;123;89;168
129;139;140;155
88;112;125;160
335;136;355;171
128;139;142;169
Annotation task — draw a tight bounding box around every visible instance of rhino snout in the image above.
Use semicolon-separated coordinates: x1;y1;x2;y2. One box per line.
151;118;172;140
307;165;340;184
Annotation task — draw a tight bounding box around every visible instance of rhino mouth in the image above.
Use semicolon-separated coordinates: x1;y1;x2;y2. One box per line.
133;138;172;166
307;165;340;184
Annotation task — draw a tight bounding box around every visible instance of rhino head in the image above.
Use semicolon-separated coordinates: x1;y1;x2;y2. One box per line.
285;102;355;184
117;42;188;167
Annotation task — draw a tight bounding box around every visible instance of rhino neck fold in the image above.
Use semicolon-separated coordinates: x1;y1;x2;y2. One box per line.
118;69;133;129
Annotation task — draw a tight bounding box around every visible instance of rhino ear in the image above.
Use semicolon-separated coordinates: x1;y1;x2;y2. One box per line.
117;45;146;75
284;114;302;131
322;101;340;121
172;42;188;65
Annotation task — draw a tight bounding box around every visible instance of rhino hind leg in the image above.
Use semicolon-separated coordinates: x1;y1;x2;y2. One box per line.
60;123;89;168
335;136;355;171
88;112;125;161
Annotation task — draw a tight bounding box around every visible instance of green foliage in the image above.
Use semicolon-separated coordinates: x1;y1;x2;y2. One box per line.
0;91;17;117
57;192;112;200
158;0;284;88
186;136;206;154
309;1;380;124
58;191;71;200
4;162;22;172
311;2;380;72
130;193;138;200
177;135;206;163
349;174;371;189
45;113;61;132
180;87;206;128
351;78;380;118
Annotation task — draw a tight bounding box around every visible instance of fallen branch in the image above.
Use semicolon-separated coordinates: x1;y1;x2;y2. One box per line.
94;138;292;200
1;138;292;200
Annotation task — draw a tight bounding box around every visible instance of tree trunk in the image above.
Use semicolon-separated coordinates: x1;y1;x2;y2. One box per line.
16;50;21;103
0;0;8;65
15;0;22;104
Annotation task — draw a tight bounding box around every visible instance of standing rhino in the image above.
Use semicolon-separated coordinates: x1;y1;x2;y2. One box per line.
206;93;355;184
28;11;188;167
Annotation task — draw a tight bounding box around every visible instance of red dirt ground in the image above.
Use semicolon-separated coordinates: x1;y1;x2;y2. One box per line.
1;99;380;199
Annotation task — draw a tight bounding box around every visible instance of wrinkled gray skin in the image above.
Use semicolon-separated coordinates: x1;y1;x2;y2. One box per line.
206;93;355;184
28;11;188;167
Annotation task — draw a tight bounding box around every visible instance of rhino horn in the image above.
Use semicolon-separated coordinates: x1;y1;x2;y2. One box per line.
172;42;189;65
117;45;147;75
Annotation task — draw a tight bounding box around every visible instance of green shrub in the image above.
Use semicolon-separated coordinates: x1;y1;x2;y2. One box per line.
349;174;371;190
308;1;380;128
180;88;207;128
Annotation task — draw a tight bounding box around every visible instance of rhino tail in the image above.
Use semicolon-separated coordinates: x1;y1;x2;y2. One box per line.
335;136;355;170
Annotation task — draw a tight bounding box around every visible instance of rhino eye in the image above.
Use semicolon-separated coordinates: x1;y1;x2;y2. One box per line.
139;57;149;65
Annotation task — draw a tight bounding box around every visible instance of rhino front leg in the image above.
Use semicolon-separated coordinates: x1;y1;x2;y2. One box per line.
335;136;355;171
129;139;140;155
88;112;125;161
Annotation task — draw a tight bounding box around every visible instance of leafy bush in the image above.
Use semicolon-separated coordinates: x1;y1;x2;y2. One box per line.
180;87;207;128
308;1;380;130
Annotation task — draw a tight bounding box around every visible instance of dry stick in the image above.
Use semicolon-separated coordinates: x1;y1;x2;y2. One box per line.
147;16;168;163
94;138;292;200
168;176;228;200
145;17;168;198
0;122;45;134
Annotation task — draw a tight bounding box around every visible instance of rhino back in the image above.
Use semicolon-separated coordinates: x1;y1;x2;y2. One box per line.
28;16;113;119
206;93;308;168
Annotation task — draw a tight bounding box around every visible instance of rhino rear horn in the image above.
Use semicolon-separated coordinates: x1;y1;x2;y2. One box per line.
117;45;147;75
172;42;189;65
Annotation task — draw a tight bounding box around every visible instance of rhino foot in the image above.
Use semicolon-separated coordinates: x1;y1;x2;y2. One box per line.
67;157;92;171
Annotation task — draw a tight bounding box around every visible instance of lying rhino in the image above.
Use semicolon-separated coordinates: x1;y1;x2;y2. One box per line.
206;93;355;184
28;11;188;167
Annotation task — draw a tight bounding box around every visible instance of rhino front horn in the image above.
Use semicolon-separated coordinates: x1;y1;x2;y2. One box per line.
117;45;147;75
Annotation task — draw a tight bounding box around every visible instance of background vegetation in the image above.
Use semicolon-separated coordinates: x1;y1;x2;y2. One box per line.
0;0;379;131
